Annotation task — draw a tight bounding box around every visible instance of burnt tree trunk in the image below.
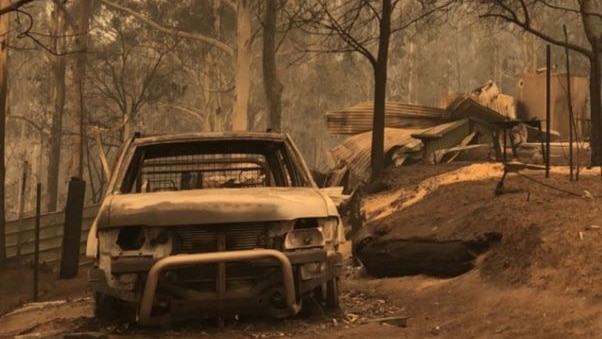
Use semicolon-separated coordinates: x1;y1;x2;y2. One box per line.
589;48;602;165
370;0;392;182
581;0;602;165
232;0;251;131
70;0;92;179
407;41;415;103
0;0;10;271
46;6;66;212
262;0;283;132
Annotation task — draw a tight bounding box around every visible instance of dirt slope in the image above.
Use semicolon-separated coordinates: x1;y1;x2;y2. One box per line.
358;162;602;295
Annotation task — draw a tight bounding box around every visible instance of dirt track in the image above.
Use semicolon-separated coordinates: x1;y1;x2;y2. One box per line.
3;269;602;339
2;162;602;338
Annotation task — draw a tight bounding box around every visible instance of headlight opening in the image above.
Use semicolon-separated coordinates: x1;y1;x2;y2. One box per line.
284;217;339;250
284;228;325;249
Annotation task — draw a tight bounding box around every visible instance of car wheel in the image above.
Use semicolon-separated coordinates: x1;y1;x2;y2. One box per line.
94;292;136;322
325;278;340;310
313;284;326;302
94;292;119;321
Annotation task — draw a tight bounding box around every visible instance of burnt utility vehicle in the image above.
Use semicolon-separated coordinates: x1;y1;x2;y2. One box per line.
86;132;345;325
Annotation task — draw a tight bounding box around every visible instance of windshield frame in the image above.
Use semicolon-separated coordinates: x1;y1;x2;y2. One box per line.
111;137;313;195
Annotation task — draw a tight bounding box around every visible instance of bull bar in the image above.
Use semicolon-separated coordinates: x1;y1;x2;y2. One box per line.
138;249;302;325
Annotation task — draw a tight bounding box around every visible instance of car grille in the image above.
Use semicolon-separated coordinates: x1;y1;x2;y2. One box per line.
164;223;277;294
172;223;271;254
165;263;265;291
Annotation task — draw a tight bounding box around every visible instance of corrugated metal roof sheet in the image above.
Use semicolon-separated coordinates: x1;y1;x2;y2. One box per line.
469;81;516;119
411;119;470;140
327;102;444;135
329;127;425;183
444;96;509;123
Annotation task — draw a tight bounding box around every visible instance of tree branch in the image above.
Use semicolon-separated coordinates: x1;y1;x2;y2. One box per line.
317;0;377;66
519;0;530;27
6;114;48;135
100;0;234;57
0;0;35;16
481;0;592;58
390;0;455;34
361;0;382;21
14;9;84;56
130;44;171;118
539;0;602;21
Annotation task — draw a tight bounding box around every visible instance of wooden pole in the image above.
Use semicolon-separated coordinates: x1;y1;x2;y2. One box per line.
545;45;551;178
33;183;41;302
16;160;28;259
537;120;546;165
564;25;575;181
59;177;86;279
0;0;11;272
503;128;507;164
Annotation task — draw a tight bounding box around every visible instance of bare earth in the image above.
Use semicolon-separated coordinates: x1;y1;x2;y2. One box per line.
2;162;602;338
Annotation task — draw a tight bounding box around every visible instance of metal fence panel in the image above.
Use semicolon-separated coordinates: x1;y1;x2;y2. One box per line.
6;205;100;267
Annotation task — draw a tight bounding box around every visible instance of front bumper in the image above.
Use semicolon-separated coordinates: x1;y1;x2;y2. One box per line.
91;248;342;325
139;249;300;325
109;248;330;274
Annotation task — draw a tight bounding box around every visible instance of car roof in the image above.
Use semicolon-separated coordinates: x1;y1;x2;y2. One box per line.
132;132;289;146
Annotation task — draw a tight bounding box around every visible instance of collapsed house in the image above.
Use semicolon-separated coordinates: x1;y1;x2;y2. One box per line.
326;81;513;187
325;76;589;188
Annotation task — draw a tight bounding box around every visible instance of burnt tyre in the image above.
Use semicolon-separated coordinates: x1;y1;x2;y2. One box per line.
313;278;340;310
94;292;136;322
325;278;340;309
94;292;120;321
